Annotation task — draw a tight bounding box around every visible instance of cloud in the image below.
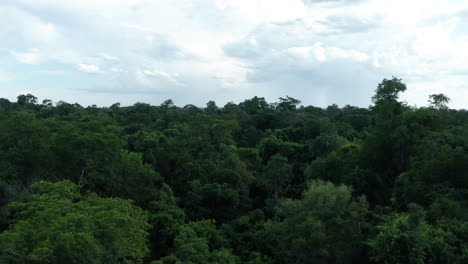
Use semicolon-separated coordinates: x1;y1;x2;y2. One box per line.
83;87;168;95
223;36;263;59
223;20;320;59
140;69;185;87
232;40;381;106
1;0;467;108
286;44;369;62
77;64;100;74
0;5;59;49
301;0;363;6
11;48;41;64
317;15;380;34
110;68;124;73
98;53;119;63
35;70;65;75
220;1;468;108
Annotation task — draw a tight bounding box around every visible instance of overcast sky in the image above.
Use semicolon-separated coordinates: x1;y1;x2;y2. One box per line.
1;0;467;108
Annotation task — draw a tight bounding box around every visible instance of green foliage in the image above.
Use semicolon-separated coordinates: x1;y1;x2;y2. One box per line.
368;204;467;264
17;94;38;106
371;77;407;104
205;101;218;115
159;220;239;264
258;154;293;200
428;94;451;110
259;180;368;264
0;78;466;263
239;96;270;115
277;96;301;112
0;181;150;264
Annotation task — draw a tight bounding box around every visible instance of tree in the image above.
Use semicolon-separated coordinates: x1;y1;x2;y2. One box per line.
428;94;450;110
277;96;301;111
16;94;38;106
0;76;466;264
41;99;53;108
368;204;430;264
392;144;468;209
0;98;11;112
0;181;151;264
259;180;368;264
240;96;270;114
186;180;240;221
326;104;341;120
50;124;124;190
157;220;238;264
147;183;186;259
371;77;407;104
0;113;52;189
160;99;175;111
368;204;466;264
309;133;348;158
206;101;218;115
222;210;267;261
258;154;293;201
360;77;410;204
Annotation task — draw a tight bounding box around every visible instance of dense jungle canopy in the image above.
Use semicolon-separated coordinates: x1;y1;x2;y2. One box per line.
0;77;466;263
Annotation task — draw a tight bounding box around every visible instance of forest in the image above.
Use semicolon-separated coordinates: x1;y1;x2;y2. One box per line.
0;77;466;263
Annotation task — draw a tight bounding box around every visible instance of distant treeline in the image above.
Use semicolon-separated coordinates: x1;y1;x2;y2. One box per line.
0;77;466;263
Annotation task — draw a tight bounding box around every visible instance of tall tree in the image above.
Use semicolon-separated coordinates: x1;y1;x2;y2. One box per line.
428;94;450;110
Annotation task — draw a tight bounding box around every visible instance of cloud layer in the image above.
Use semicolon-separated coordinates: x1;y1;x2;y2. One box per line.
1;0;467;108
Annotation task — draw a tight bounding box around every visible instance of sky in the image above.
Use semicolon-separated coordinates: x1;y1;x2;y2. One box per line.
1;0;468;108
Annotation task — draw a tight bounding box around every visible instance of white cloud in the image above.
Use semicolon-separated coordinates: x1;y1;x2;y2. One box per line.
35;70;65;75
212;0;306;24
287;44;369;63
140;69;184;86
110;67;124;73
0;0;467;108
0;5;59;48
98;53;120;62
77;64;100;74
11;48;41;64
